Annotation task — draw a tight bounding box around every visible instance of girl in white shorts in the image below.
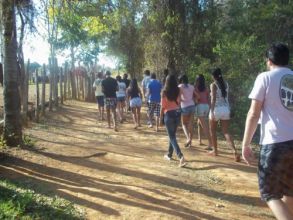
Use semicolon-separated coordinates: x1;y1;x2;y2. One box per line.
127;79;143;129
209;68;240;162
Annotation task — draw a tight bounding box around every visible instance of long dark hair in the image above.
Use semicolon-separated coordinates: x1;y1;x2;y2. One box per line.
212;68;227;98
162;74;179;102
116;75;122;82
196;74;206;92
179;74;189;87
129;78;139;94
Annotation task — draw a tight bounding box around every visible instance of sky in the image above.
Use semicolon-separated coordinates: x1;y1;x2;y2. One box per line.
21;0;117;69
23;38;117;69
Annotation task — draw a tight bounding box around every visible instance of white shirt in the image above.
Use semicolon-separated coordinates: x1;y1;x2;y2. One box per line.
249;67;293;145
93;78;104;96
116;81;126;97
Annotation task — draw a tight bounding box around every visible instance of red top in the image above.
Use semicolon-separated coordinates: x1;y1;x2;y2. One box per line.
161;94;180;114
196;88;209;104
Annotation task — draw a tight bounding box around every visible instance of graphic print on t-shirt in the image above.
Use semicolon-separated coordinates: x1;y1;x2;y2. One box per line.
280;74;293;111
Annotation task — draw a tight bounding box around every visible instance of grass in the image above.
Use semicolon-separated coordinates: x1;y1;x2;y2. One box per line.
0;179;85;220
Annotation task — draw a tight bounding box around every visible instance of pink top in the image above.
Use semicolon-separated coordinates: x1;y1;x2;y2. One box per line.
178;84;195;108
196;88;209;104
161;95;180;114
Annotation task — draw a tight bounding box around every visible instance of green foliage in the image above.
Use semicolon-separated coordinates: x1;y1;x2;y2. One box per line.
0;179;84;220
22;135;36;148
0;135;7;149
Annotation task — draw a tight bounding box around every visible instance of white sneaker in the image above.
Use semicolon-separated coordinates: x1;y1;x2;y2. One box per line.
179;157;187;167
164;155;171;161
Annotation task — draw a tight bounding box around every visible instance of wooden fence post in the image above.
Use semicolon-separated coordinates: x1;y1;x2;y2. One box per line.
60;67;63;104
49;58;53;111
64;62;67;101
35;68;39;122
41;64;46;116
54;58;59;108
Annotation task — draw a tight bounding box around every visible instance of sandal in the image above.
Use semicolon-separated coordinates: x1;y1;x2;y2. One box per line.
234;154;241;162
184;141;191;148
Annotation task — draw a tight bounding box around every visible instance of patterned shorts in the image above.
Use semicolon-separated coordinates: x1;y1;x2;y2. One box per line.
105;98;117;109
148;101;161;117
258;140;293;202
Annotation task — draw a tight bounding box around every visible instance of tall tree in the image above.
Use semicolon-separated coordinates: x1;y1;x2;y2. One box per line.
2;0;22;146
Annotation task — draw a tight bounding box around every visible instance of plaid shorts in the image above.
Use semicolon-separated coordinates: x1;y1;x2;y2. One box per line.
258;140;293;202
105;98;117;109
148;101;161;117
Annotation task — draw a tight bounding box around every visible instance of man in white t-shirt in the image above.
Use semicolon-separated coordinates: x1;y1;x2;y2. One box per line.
242;43;293;220
93;72;105;120
141;70;151;102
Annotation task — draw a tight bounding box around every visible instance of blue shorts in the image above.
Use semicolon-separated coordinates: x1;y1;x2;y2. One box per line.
117;96;126;102
181;105;196;116
258;140;293;202
96;96;104;107
195;104;209;117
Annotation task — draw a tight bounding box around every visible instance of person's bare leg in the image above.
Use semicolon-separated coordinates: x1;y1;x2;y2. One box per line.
101;106;104;120
209;119;218;155
182;115;190;144
155;116;159;132
220;120;239;160
117;102;122;122
197;119;203;145
106;108;111;128
131;108;137;127
121;103;125;120
137;107;141;127
187;113;194;146
111;107;117;131
268;199;293;220
198;116;212;147
283;196;293;215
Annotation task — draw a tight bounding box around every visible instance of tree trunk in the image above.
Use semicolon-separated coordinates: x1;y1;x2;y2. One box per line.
22;59;29;124
2;0;22;146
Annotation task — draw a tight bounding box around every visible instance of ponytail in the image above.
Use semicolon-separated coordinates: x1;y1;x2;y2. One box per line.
212;68;227;98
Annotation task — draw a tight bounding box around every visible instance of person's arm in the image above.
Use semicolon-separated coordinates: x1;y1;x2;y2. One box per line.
101;81;105;94
193;89;200;103
210;83;216;119
116;82;119;91
242;99;263;165
126;88;131;103
138;88;143;98
145;83;148;98
160;95;165;126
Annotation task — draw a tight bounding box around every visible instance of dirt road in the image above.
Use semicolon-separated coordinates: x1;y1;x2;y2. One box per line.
0;100;274;220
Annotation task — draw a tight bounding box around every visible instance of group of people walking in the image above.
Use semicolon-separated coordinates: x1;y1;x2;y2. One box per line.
92;42;293;220
93;67;240;168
